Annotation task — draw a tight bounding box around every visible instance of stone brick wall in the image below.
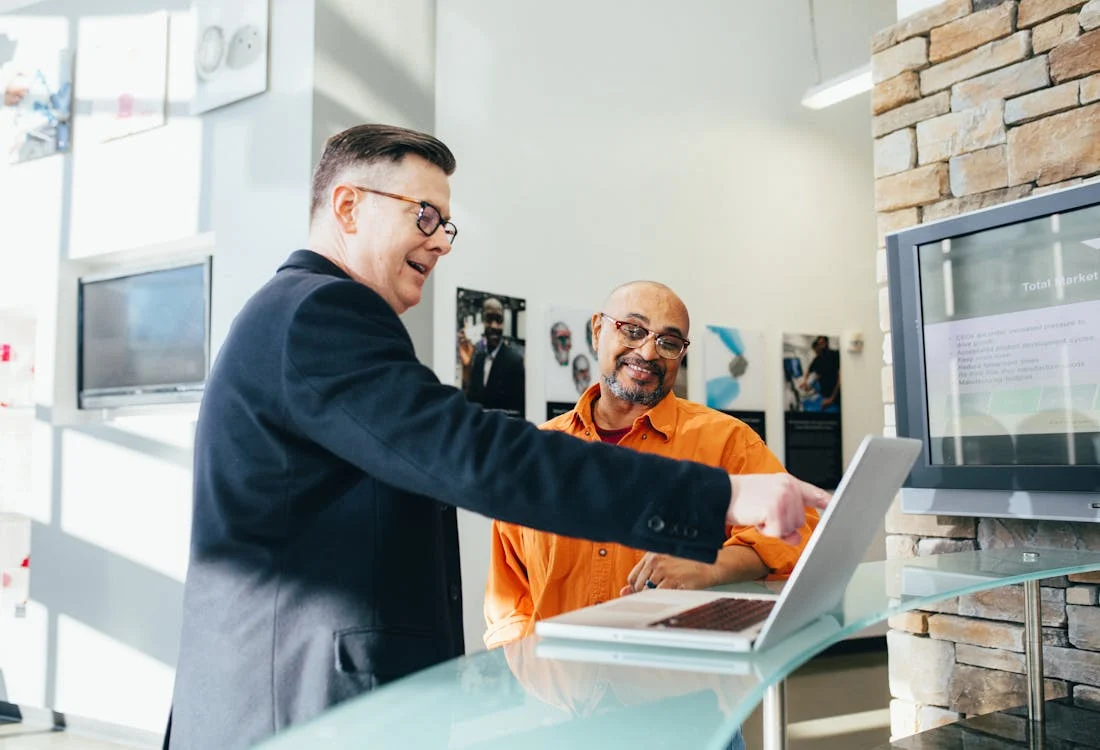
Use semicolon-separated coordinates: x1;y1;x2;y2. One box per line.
871;0;1100;739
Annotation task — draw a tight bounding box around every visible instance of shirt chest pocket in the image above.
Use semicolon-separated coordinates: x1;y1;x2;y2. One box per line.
519;527;580;584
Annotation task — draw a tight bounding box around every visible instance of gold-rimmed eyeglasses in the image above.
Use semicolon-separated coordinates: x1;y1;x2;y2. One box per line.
353;187;458;244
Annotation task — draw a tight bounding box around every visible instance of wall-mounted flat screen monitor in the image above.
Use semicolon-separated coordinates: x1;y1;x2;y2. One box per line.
78;258;211;409
887;182;1100;522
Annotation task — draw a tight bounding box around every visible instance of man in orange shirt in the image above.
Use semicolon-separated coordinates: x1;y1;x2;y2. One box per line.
484;281;820;648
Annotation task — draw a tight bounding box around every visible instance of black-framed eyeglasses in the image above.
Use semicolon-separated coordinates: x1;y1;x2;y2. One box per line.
600;313;689;359
353;187;458;244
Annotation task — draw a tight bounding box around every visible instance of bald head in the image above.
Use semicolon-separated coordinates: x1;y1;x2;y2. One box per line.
602;281;690;338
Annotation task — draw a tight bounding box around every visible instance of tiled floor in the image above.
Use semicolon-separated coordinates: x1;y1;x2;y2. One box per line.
741;642;892;750
0;724;143;749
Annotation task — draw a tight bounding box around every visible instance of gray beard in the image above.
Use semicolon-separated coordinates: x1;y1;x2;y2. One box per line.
604;370;666;407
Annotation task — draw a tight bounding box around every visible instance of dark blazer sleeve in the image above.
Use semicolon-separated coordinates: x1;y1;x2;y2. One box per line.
282;281;731;561
501;346;525;417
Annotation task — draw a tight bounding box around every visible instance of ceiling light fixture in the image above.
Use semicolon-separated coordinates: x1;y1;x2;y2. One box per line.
800;0;872;110
801;63;873;109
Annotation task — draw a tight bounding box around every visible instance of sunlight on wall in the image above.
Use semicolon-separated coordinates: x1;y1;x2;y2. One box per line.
2;1;316;733
327;0;434;91
55;613;173;733
27;418;52;525
0;599;47;706
60;428;191;583
0;17;66;311
68;12;202;259
314;51;403;126
0;157;64;313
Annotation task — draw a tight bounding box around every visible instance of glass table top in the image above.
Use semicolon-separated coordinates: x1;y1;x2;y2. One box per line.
257;548;1100;750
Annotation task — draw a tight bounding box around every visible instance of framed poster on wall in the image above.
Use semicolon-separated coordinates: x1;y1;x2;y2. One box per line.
456;288;526;419
782;333;842;489
703;325;767;442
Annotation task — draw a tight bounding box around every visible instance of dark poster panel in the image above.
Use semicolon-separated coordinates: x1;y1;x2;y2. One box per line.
721;410;766;443
546;401;576;421
456;287;526;419
784;412;843;489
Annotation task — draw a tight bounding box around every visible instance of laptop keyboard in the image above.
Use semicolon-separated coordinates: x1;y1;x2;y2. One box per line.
649;598;775;632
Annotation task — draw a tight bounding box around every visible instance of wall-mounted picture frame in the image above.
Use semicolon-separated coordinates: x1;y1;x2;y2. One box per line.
79;10;169;142
0;29;73;164
190;0;270;114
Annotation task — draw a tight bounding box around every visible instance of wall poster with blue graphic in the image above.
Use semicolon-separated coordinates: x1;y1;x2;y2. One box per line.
703;325;766;443
782;333;842;489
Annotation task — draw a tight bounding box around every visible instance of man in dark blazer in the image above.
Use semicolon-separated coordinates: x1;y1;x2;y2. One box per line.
165;124;829;749
465;297;526;417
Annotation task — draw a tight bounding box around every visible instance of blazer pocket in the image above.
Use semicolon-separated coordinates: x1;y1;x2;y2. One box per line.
333;627;448;681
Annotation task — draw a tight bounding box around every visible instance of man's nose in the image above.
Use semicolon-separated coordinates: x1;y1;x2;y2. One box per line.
638;336;661;360
431;231;453;256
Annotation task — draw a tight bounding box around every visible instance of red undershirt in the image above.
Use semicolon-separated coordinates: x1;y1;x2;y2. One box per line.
594;424;631;445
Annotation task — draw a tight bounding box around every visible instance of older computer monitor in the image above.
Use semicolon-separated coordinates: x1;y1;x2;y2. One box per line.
78;258;211;409
887;181;1100;522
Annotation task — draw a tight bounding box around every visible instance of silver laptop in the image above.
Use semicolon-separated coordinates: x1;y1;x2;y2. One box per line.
535;613;842;676
535;435;922;652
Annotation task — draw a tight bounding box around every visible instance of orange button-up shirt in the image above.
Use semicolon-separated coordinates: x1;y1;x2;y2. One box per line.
483;384;820;649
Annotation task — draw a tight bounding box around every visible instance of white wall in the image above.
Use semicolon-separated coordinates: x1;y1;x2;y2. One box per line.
0;0;315;733
897;0;941;20
311;0;438;358
435;0;895;652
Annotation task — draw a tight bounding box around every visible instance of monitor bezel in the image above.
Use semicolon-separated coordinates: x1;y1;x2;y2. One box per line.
77;256;212;410
887;180;1100;493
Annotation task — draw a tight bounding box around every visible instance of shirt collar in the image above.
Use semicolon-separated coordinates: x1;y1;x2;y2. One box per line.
570;383;678;441
277;249;351;280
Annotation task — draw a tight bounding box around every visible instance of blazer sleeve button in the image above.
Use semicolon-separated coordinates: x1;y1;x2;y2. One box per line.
648;516;666;533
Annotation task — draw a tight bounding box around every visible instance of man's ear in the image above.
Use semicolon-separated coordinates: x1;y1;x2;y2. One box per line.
332;185;359;233
590;312;602;352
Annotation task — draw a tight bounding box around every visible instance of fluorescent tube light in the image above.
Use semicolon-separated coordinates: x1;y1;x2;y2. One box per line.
801;63;872;109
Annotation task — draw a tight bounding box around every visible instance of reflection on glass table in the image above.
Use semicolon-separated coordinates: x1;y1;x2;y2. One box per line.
256;549;1100;750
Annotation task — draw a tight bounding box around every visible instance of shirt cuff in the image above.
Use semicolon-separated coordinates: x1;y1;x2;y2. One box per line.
483;614;532;649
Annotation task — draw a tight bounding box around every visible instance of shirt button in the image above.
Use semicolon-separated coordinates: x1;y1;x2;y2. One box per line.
598;548;607;557
449;584;460;601
648;516;665;533
585;430;591;436
642;434;648;440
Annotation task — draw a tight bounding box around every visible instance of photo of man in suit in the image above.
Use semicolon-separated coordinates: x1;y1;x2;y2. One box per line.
458;294;525;418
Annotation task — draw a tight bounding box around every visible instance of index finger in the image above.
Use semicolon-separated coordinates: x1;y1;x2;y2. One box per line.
797;478;831;509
